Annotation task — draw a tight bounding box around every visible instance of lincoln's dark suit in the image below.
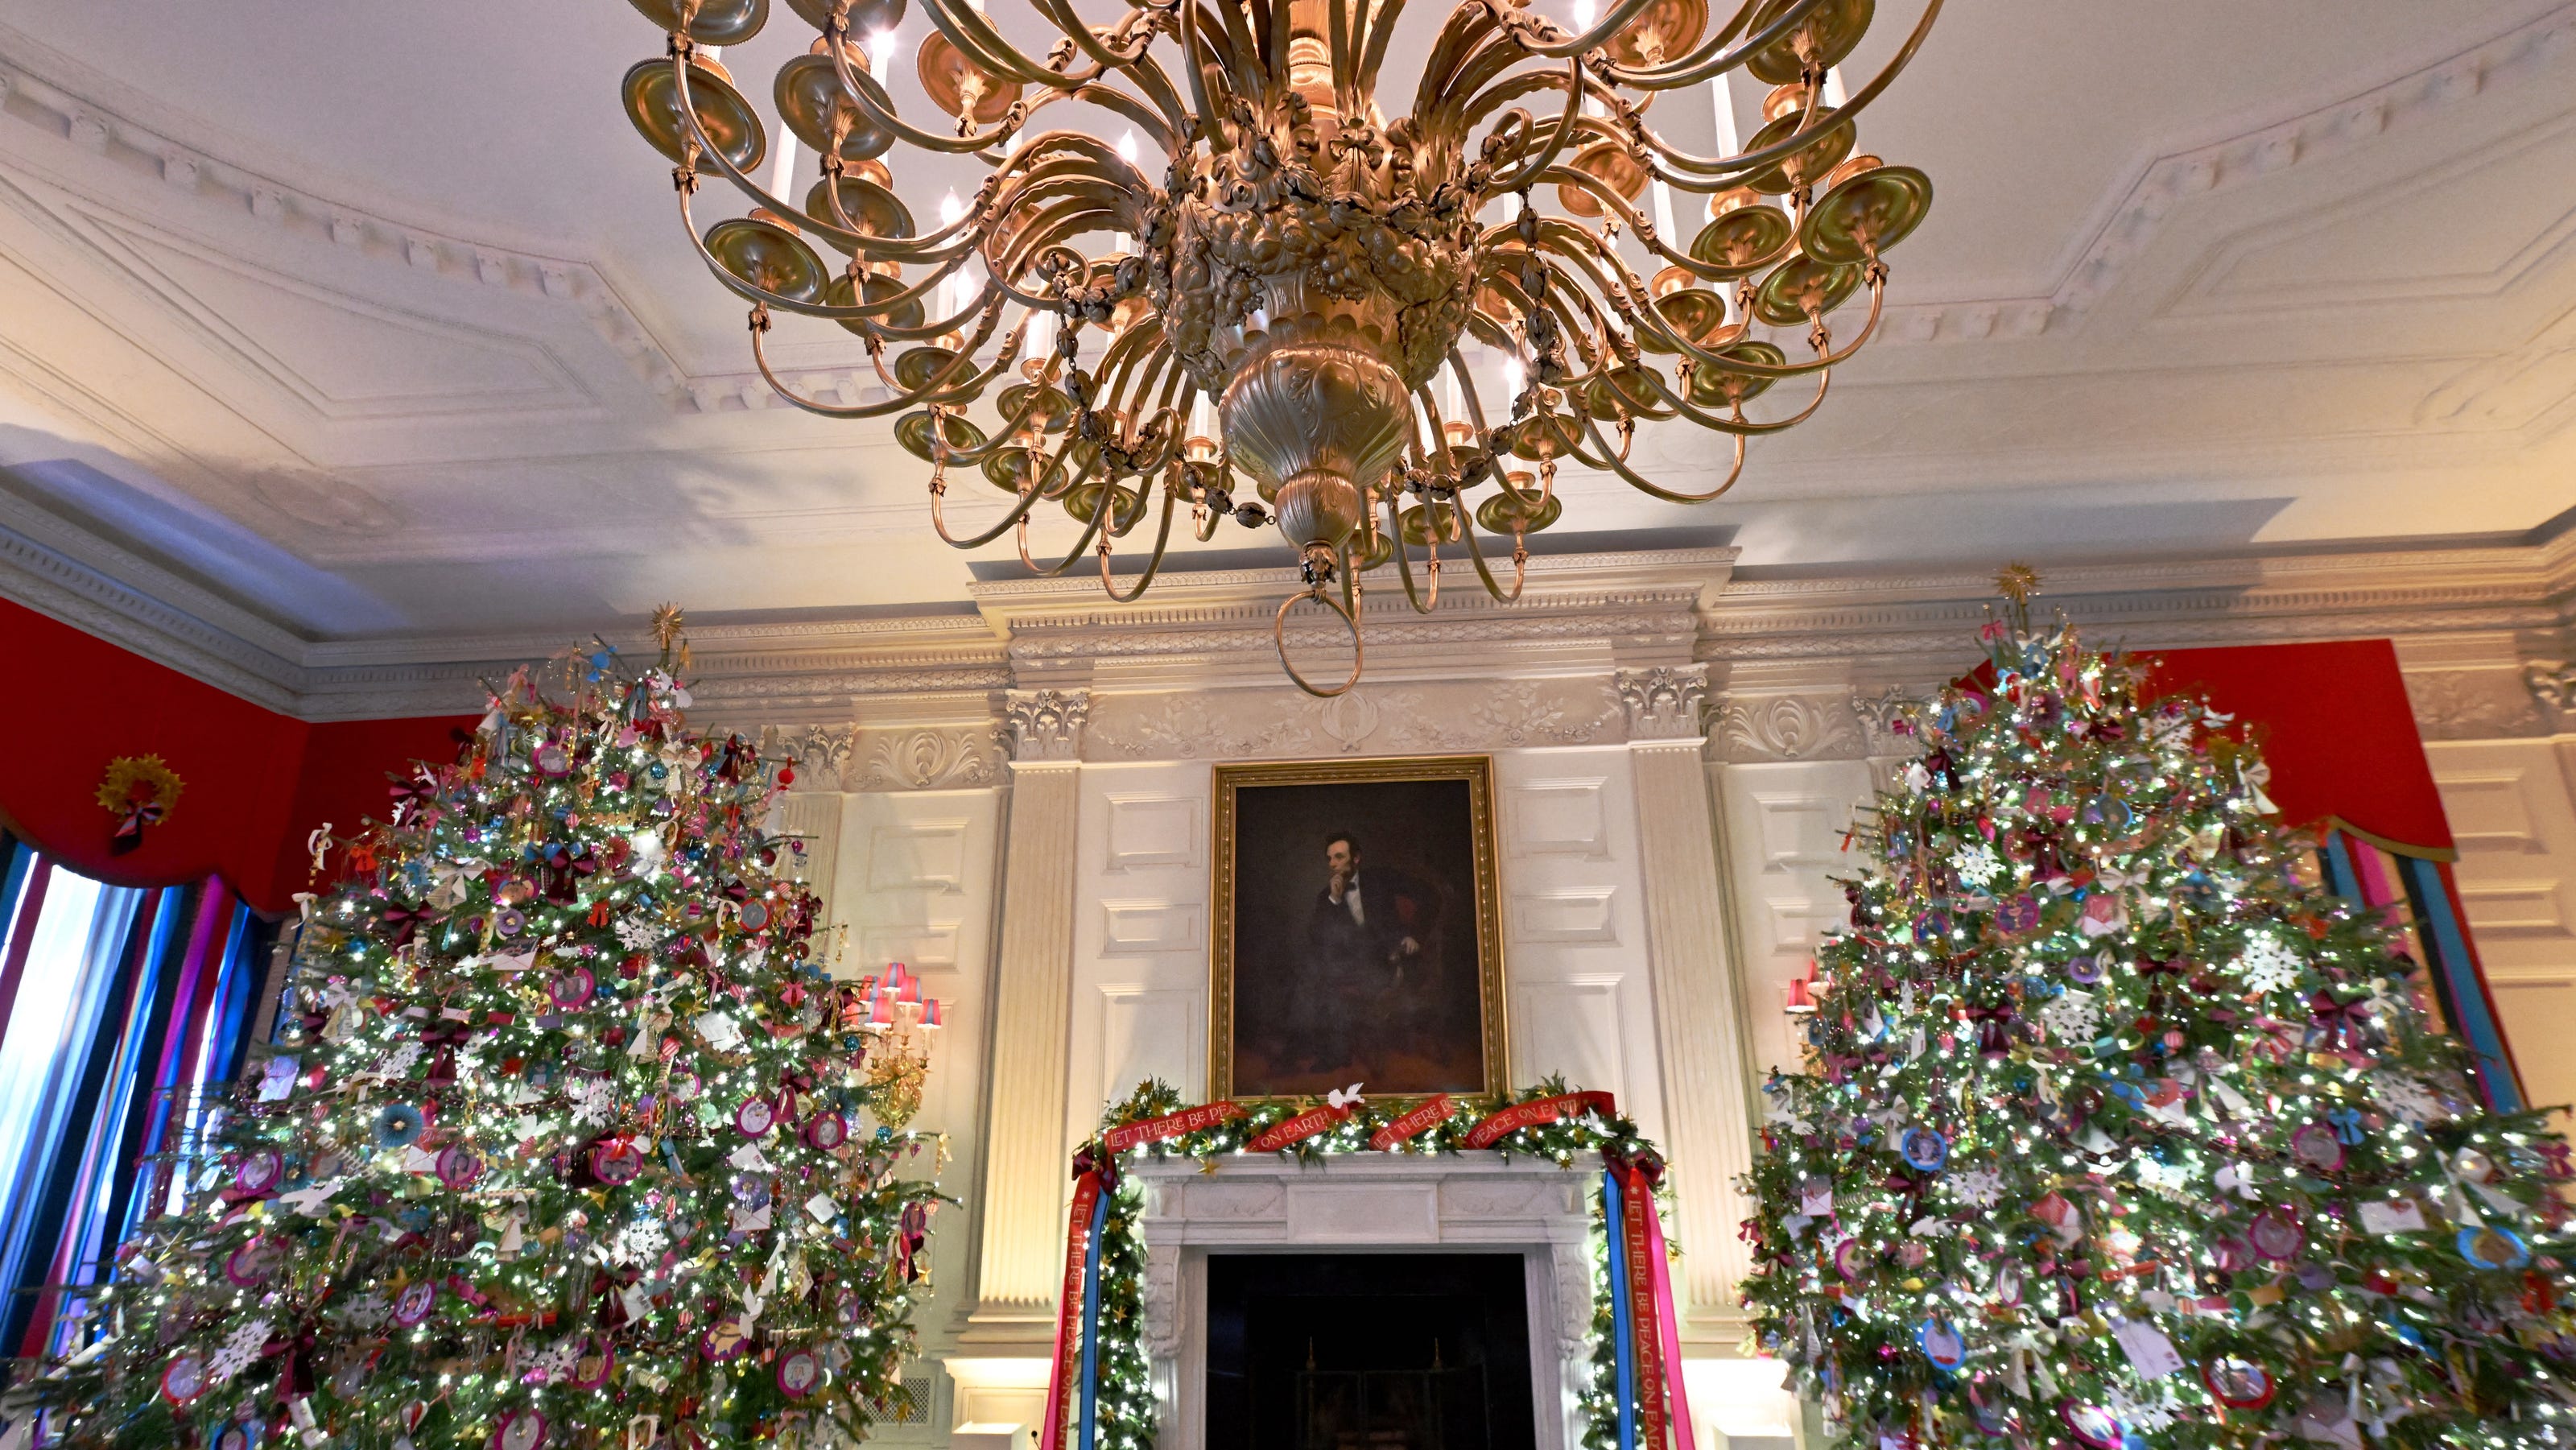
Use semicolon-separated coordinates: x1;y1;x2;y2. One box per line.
1290;868;1435;1070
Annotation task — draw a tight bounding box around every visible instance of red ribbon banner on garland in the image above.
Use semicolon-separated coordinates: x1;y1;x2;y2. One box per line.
1038;1171;1105;1450
1618;1164;1668;1450
1368;1095;1455;1151
1463;1091;1616;1148
1247;1104;1354;1154
1100;1100;1245;1153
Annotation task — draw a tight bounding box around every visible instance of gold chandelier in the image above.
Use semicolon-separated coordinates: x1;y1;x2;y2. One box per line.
619;0;1938;694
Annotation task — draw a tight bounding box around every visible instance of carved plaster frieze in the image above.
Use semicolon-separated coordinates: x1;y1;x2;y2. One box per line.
762;724;858;791
1852;684;1926;758
1085;677;1621;760
1614;665;1709;742
2406;667;2547;742
859;726;1004;791
1003;689;1092;762
1715;692;1868;763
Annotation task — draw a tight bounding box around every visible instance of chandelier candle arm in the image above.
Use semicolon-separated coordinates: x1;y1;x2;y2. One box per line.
620;0;1940;692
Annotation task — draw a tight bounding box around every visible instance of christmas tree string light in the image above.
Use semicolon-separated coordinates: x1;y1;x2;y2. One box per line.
1740;580;2576;1448
5;619;943;1450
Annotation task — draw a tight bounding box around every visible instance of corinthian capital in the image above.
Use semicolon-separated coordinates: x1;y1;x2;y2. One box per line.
1001;689;1092;762
1615;665;1710;742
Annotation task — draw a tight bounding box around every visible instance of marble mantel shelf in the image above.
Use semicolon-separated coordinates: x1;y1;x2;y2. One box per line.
1131;1154;1600;1450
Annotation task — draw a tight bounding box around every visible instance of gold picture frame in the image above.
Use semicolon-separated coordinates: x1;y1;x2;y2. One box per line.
1209;754;1508;1101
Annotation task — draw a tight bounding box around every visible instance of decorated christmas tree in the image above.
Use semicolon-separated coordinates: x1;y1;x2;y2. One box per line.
1740;575;2576;1449
9;616;944;1450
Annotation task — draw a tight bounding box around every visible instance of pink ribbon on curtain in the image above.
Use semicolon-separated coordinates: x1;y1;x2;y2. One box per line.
1640;1191;1696;1450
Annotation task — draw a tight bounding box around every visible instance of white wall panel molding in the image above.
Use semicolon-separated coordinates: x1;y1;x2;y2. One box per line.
1504;777;1612;859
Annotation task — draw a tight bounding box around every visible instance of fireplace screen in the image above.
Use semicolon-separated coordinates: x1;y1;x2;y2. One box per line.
1206;1253;1536;1450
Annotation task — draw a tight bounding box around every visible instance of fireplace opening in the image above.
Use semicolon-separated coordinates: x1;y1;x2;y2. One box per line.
1205;1253;1538;1450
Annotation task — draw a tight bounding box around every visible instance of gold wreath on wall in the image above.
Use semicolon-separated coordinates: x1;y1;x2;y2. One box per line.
97;754;184;857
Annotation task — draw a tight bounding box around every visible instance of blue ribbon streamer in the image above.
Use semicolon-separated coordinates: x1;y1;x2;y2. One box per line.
1602;1170;1638;1450
1075;1186;1113;1450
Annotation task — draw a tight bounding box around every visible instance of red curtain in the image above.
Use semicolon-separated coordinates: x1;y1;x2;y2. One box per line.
0;598;474;912
2147;640;2451;857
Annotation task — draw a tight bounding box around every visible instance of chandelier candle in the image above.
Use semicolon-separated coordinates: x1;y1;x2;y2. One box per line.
619;0;1938;692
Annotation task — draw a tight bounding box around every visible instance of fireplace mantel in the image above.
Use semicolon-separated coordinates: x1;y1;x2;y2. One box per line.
1132;1154;1600;1450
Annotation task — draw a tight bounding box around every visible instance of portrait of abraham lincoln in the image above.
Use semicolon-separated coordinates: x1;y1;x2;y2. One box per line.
1212;757;1505;1100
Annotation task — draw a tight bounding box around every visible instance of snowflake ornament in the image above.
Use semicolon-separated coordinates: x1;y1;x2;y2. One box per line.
1955;1166;2004;1208
613;1217;671;1265
2372;1071;2450;1126
208;1317;273;1385
2106;1384;2181;1433
2231;933;2305;994
2037;989;2103;1043
1953;842;2005;888
343;1291;390;1329
526;1338;580;1385
615;916;667;952
374;1041;424;1080
568;1075;615;1128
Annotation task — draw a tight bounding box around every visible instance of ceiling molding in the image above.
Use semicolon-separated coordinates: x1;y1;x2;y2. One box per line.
15;486;2576;728
1880;1;2576;345
0;37;688;403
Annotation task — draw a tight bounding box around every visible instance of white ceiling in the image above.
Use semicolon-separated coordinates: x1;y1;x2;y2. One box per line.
0;0;2570;645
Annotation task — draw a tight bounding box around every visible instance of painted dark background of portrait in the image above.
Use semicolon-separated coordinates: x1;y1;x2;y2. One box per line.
1229;777;1486;1096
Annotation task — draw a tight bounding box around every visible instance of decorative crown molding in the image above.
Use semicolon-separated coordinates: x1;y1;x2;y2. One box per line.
1875;3;2576;343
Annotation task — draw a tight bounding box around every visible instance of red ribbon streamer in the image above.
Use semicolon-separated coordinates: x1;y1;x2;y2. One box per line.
1463;1091;1616;1148
1100;1101;1245;1153
1038;1171;1105;1450
1246;1104;1354;1154
1368;1095;1455;1151
1618;1165;1668;1450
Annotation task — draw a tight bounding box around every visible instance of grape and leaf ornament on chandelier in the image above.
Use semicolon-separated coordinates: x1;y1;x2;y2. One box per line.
619;0;1937;693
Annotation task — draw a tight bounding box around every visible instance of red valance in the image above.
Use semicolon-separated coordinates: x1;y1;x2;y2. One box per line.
2147;640;2452;858
0;598;474;912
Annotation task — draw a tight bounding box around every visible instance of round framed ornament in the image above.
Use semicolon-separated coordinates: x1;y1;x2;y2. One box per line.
739;899;772;933
2289;1123;2345;1173
550;968;597;1010
497;1407;549;1450
212;1419;263;1450
701;1316;750;1361
436;1145;485;1192
234;1149;285;1198
734;1098;777;1138
591;1138;646;1186
1915;1316;1967;1372
2248;1207;2305;1262
1897;1126;1950;1173
224;1237;283;1287
803;1110;848;1150
776;1346;824;1398
2201;1356;2277;1411
569;1339;616;1390
2459;1225;2533;1271
393;1282;437;1328
2058;1400;2123;1450
159;1351;208;1405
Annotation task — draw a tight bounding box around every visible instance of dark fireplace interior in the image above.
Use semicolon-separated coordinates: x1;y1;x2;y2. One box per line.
1205;1253;1537;1450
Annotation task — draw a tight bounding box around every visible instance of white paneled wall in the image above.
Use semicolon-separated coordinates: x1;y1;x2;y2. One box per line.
826;787;1005;1384
1496;748;1665;1147
1069;762;1212;1163
2425;740;2576;1125
1713;758;1874;1080
1058;749;1671;1155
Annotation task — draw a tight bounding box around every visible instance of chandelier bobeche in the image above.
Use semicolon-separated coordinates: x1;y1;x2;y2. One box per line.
621;0;1937;692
